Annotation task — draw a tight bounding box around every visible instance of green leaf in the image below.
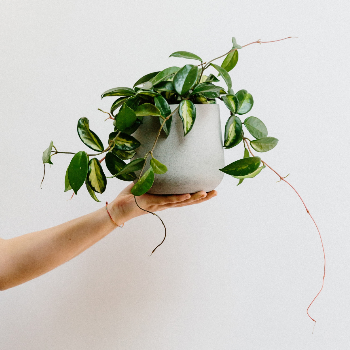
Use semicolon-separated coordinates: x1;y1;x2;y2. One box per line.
85;179;100;202
150;157;168;174
201;91;221;99
131;167;155;196
133;71;160;87
221;50;239;73
87;158;107;194
237;178;244;186
222;95;239;114
64;168;72;192
149;67;180;86
117;157;145;175
154;95;172;136
179;100;196;136
112;148;136;160
115;104;138;132
109;132;141;151
233;165;265;179
204;74;220;83
169;51;202;62
250;137;278;152
105;152;136;181
195;68;202;84
101;87;135;99
210;63;232;90
219;156;261;176
237;149;250;186
193;95;210;104
244;148;250;158
231;37;242;50
224;115;243;148
192;83;223;95
244;116;268;139
67;151;89;194
118;119;142;135
135;90;159;98
199;74;208;83
173;64;199;96
152;81;175;92
42;141;54;164
110;97;129;116
77;118;104;152
124;95;140;111
134;103;161;117
235;90;254;115
237;148;251;186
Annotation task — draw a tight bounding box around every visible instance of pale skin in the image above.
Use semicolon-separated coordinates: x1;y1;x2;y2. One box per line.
0;183;217;291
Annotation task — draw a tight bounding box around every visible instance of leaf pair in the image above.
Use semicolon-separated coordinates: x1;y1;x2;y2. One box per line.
222;90;254;116
105;152;136;181
122;157;167;196
222;90;253;149
65;152;107;202
243;116;278;152
114;103;162;134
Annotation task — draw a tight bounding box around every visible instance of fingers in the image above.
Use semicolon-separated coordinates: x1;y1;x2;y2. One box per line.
174;190;217;207
162;190;217;209
145;192;192;205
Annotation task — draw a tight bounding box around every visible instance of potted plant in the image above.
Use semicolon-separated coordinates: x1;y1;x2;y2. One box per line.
42;37;279;198
41;36;325;325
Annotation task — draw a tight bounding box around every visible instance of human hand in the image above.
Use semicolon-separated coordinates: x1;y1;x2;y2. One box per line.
108;183;217;225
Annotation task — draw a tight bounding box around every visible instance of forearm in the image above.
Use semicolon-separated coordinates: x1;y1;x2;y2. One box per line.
0;182;216;291
0;205;121;290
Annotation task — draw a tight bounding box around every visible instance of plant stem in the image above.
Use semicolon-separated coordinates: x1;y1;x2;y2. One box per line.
133;106;180;255
137;106;180;181
203;36;297;70
52;149;109;157
40;164;46;189
98;108;114;120
133;196;167;256
243;138;325;327
198;62;205;83
51;131;121;158
151;106;179;154
51;151;76;156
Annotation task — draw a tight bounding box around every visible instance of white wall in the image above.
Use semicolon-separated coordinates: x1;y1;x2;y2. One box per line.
1;0;349;349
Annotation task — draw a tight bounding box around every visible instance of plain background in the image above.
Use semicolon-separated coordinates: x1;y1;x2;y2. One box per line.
0;0;349;349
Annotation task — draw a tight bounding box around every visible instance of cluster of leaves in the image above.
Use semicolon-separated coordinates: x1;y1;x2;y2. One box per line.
42;37;279;200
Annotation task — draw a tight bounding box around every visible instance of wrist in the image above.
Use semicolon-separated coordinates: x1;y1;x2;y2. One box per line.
106;200;126;227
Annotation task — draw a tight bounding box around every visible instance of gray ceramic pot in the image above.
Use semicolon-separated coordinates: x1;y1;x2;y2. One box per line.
132;104;225;194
